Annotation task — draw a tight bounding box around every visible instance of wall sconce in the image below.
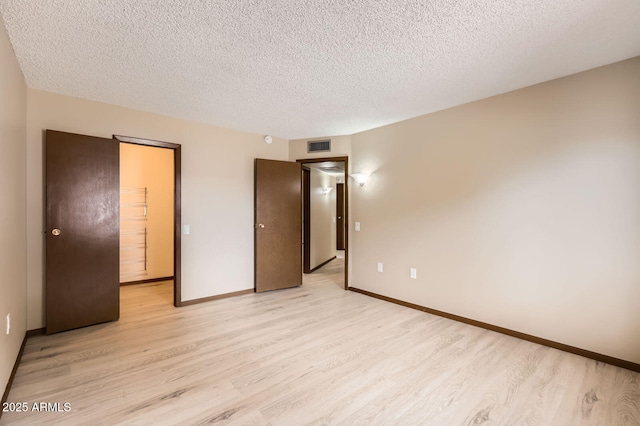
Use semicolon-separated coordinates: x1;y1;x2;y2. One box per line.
322;187;333;195
351;173;371;186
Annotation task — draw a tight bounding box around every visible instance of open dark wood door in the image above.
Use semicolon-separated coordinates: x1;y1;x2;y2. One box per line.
255;159;302;292
46;130;120;334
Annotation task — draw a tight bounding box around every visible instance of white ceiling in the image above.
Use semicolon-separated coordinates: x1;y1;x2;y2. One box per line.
2;1;639;140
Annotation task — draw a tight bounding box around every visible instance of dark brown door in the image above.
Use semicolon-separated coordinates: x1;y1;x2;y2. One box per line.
336;183;345;250
255;159;302;292
46;130;120;334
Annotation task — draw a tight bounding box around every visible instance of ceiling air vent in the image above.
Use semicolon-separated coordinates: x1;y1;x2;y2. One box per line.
307;140;331;153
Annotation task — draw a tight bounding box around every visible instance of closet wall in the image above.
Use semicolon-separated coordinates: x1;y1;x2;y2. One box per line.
120;143;174;282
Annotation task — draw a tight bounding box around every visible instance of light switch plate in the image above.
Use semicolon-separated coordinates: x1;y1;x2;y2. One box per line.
355;222;360;231
410;268;417;279
377;262;383;273
183;224;190;235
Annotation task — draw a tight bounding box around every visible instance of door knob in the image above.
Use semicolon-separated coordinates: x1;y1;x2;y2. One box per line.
52;228;61;236
255;223;265;229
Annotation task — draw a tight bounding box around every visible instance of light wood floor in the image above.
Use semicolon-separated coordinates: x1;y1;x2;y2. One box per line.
3;258;639;425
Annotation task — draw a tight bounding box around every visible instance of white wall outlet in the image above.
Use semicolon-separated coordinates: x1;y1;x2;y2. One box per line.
6;313;10;335
333;217;336;223
183;224;190;235
377;262;383;273
355;222;361;231
410;268;417;279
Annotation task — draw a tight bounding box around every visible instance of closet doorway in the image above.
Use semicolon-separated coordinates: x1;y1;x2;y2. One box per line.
45;131;182;334
115;135;182;307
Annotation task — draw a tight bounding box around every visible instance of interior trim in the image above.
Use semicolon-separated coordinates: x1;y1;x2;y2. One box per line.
307;256;336;274
302;168;311;273
1;334;28;419
113;135;182;307
26;328;46;337
120;276;174;286
180;289;254;306
349;287;640;373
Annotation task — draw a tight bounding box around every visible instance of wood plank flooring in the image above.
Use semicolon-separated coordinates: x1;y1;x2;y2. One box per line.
2;258;639;425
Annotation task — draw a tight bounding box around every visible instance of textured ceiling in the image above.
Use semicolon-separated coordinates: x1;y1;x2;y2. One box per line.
1;1;639;139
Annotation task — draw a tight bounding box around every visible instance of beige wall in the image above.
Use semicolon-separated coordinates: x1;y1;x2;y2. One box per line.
26;90;289;329
0;18;27;396
351;57;640;364
120;144;174;282
309;169;337;269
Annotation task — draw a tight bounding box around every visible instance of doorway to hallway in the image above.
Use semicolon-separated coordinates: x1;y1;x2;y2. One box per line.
298;156;348;290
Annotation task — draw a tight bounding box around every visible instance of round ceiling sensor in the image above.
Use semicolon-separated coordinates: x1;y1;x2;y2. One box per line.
264;135;273;144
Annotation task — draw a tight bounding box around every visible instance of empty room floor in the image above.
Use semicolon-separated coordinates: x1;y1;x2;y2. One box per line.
2;259;639;425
